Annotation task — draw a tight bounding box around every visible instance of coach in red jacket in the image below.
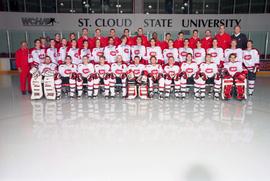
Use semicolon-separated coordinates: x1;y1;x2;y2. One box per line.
215;25;232;50
15;41;31;95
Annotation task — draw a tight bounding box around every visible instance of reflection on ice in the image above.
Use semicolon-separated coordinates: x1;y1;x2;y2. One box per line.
31;98;254;144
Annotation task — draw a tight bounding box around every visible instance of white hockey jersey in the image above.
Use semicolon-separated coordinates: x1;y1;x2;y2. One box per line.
199;62;218;78
38;63;57;75
116;44;131;63
224;61;243;76
178;47;193;62
79;48;91;60
163;48;179;64
94;64;111;78
77;63;95;78
67;47;81;65
46;47;58;64
111;63;128;77
224;48;243;62
127;64;145;77
207;47;224;65
193;48;206;65
58;46;67;63
58;64;77;77
163;64;180;77
145;64;163;75
145;46;163;62
28;48;46;66
104;45;117;63
242;49;260;71
181;61;198;77
91;47;104;63
131;45;146;60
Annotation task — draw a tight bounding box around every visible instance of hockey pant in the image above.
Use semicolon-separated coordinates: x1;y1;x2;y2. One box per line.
164;78;180;97
54;77;76;98
76;75;94;97
148;77;164;95
93;77;110;97
180;76;195;98
109;77;127;97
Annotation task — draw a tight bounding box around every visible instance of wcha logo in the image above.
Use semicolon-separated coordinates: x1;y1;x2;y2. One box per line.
21;17;58;26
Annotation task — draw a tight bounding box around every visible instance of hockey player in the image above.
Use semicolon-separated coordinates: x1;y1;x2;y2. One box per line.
178;38;193;62
223;53;247;100
225;39;243;63
116;35;131;64
193;41;206;65
91;39;104;64
163;56;181;98
58;38;68;65
180;53;199;99
104;37;117;64
67;39;81;65
76;55;95;99
93;56;111;98
145;38;164;65
28;39;46;67
242;40;260;95
189;29;200;49
146;56;165;99
45;39;58;65
55;55;78;99
198;54;221;100
38;56;58;75
163;39;179;64
131;36;147;64
207;38;224;68
126;56;147;99
110;55;128;98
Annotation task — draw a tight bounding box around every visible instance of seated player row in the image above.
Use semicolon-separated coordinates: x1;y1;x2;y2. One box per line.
31;52;259;101
29;36;258;68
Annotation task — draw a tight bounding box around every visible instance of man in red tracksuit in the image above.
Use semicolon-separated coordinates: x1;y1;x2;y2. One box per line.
215;25;232;51
15;41;31;95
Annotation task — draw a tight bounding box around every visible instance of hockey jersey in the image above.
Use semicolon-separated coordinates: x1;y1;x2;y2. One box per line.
58;64;77;77
178;47;193;62
199;62;218;78
193;48;206;65
163;48;179;64
181;61;199;77
104;45;117;63
242;49;260;71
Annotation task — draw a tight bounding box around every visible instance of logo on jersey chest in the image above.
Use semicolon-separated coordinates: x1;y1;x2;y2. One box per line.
115;69;123;74
74;53;80;58
64;69;72;74
134;50;140;55
229;67;237;72
166;53;173;57
151;70;158;74
39;54;45;59
244;55;252;60
110;51;116;56
186;68;193;73
124;48;129;54
195;52;201;57
99;69;105;74
82;69;90;74
97;52;104;56
180;52;187;57
211;52;217;57
205;68;213;73
134;70;140;74
150;52;156;56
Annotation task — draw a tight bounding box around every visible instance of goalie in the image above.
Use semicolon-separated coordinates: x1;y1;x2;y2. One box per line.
222;53;248;100
126;56;147;99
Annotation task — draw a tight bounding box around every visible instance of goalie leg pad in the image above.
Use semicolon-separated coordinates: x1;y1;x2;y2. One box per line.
127;83;137;99
139;85;148;99
31;74;43;100
43;76;56;100
223;78;233;99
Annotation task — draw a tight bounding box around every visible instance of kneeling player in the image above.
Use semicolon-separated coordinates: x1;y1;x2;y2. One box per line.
126;56;147;99
93;56;111;98
242;40;260;96
180;53;199;99
76;55;95;99
146;56;165;99
110;55;128;98
163;56;181;98
55;55;77;99
222;53;248;100
199;54;221;100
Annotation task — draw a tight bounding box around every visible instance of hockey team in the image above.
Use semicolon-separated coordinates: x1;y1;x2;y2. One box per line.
16;25;260;101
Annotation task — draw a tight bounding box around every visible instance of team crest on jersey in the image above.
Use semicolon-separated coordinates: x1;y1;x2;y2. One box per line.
83;69;90;74
110;51;116;56
205;68;213;73
134;50;140;54
124;48;129;53
211;52;218;57
97;52;104;56
134;70;140;74
181;52;187;56
39;54;45;59
229;67;237;72
186;68;193;73
74;53;80;58
151;70;158;74
64;69;72;74
166;53;173;57
195;52;201;57
99;70;105;74
115;70;123;74
150;52;156;56
54;53;58;57
244;55;252;60
43;67;51;72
